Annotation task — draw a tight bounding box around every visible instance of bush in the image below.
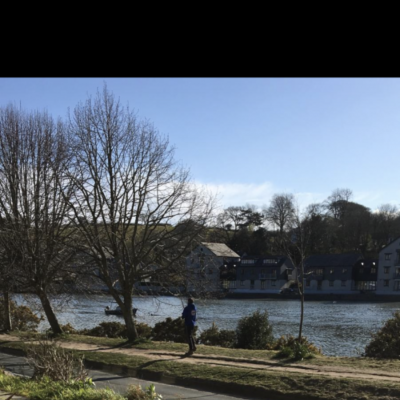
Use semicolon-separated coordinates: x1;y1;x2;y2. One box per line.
0;300;42;332
151;317;197;343
273;334;322;357
0;369;146;399
79;321;128;338
364;311;400;359
235;310;274;350
126;383;162;400
198;322;236;348
79;321;152;340
26;339;88;382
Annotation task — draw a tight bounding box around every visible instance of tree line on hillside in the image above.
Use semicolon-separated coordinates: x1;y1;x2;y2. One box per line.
208;189;400;261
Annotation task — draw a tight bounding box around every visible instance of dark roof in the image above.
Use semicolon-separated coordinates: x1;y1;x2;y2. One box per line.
304;253;363;267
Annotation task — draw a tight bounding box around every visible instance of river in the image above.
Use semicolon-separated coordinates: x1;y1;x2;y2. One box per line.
13;294;400;357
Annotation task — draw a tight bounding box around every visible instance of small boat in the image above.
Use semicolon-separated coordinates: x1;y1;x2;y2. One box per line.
105;306;137;316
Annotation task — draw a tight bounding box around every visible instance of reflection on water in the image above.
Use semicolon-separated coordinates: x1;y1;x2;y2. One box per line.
13;294;400;357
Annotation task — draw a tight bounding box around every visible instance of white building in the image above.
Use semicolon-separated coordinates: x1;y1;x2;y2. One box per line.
186;242;240;294
376;237;400;295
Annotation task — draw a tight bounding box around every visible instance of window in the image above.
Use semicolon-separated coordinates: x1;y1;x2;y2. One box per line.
306;280;310;287
316;268;323;276
385;254;391;260
242;259;255;265
356;281;376;291
261;269;265;275
341;280;346;287
371;268;376;274
222;280;229;289
263;259;277;264
271;270;277;278
240;280;245;287
271;280;276;286
384;267;390;274
342;268;347;274
250;280;255;289
317;281;322;290
241;269;245;276
229;281;237;289
395;281;400;291
384;280;389;287
330;269;334;274
261;280;266;289
329;280;334;287
396;267;400;275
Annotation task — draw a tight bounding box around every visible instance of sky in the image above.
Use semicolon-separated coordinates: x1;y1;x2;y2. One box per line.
0;77;399;213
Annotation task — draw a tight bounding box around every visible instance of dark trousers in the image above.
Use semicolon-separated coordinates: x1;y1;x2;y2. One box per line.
185;324;196;351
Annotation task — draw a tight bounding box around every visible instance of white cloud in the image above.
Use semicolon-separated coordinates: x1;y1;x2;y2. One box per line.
195;181;397;215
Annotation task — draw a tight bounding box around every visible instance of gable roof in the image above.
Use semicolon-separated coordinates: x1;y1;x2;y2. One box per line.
304;253;363;267
200;242;240;258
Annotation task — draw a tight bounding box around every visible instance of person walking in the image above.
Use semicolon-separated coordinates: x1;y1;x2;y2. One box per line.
182;297;197;355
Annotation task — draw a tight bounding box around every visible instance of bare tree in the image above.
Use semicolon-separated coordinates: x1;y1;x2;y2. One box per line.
0;105;77;334
324;188;353;220
67;86;215;341
282;204;312;341
264;194;295;234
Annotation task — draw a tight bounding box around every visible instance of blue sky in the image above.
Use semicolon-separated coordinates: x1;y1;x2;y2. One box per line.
0;77;399;213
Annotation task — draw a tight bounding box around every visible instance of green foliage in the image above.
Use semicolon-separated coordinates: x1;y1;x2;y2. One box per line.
364;311;400;359
126;383;163;400
273;334;322;356
136;322;153;339
235;310;274;350
0;299;42;331
79;321;152;339
60;323;78;334
198;322;236;348
152;317;197;343
80;322;128;338
0;368;162;400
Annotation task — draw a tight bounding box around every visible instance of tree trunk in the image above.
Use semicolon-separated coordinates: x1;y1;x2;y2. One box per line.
298;290;304;341
298;262;304;341
123;291;138;341
3;291;12;332
37;288;62;334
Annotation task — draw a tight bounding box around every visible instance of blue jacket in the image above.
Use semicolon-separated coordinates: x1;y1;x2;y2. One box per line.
182;303;196;326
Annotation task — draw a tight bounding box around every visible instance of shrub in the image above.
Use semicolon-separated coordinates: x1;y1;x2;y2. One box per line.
26;339;88;382
235;310;274;350
126;383;163;400
273;334;322;356
136;322;152;339
79;321;128;338
198;322;236;348
151;317;197;343
59;323;78;334
0;300;42;332
364;311;400;359
79;321;152;340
